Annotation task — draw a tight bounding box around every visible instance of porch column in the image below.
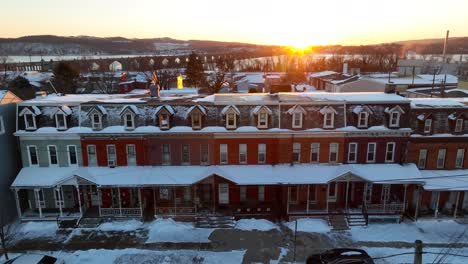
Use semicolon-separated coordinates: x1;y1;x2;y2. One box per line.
76;186;83;217
403;184;408;212
117;187;122;216
193;185;197;214
138;188;143;218
173;186;177;216
326;184;330;213
212;181;216;214
14;189;22;219
454;191;461;219
434;191;441;218
56;187;63;218
306;185;310;214
345;180;350;213
286;186;290;215
153;187;157;216
34;188;43;218
414;187;420;221
97;188;102;217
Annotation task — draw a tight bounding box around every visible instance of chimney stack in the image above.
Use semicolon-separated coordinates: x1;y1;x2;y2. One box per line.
343;62;348;75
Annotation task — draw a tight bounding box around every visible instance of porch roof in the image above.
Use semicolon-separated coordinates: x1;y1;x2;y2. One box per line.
11;163;422;188
420;170;468;191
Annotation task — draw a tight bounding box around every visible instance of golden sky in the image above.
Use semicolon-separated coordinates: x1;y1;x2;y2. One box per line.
1;0;467;47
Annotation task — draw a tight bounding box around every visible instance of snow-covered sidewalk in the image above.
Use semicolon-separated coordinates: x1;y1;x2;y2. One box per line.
146;218;214;243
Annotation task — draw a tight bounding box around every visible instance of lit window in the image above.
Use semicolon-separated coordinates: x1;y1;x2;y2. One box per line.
220;144;228;164
367;143;376;163
385;142;395;162
127;144;136;166
424;119;432;133
68;145;78;166
293;143;301;163
418;149;427;169
329;143;338;163
437;149;446;169
239;144;247;164
48;145;58;166
456;149;465;169
258;144;266;164
87;145;97;166
348;143;357;163
310;143;320;163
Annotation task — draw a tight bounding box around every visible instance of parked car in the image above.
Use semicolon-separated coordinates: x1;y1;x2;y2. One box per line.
1;254;64;264
306;248;374;264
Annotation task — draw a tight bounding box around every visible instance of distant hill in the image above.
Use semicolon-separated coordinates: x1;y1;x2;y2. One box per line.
391;36;468;54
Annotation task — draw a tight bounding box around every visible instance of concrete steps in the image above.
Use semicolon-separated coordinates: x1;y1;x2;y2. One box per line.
347;213;367;227
328;214;349;231
195;214;235;228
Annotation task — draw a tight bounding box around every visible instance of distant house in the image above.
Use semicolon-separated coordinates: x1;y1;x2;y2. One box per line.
0;90;22;104
118;80;148;94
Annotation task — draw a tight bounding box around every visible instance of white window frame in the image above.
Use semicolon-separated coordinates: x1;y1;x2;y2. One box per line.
91;113;102;130
35;188;45;208
54;187;64;208
0;116;4;135
24;113;36;130
159;113;170;129
437;149;446;169
389;112;400;128
455;119;464;133
364;183;373;203
218;183;229;204
381;185;390;203
27;145;39;167
67;145;78;166
200;144;210;165
424;119;432;133
258;186;265;202
181;144;190;165
126;144;137;166
239;144;247;164
309;185;318;204
310;143;320;163
329;143;338;163
226;111;237;129
87;145;97;166
124;113;135;130
257;110;268;129
162;144;171;165
107;144;117;167
47;145;59;166
292;112;302;128
55;113;67;130
289;185;299;204
367;143;377;163
357;112;368;128
323;112;334;128
258;143;266;164
293;143;301;163
327;182;338;201
220;144;228;164
418;149;428;169
348;142;358;163
456;148;465;169
191;112;202;129
385;142;396;162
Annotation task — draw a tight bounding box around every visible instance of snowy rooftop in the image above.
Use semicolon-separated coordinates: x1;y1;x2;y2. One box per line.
410;98;467;108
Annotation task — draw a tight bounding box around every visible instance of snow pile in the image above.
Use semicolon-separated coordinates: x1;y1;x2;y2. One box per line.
146;218;214;243
285;218;331;233
234;218;279;231
15;221;58;239
97;220;143;232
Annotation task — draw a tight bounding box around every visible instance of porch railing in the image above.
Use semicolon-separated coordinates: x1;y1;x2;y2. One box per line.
100;208;141;217
365;203;404;214
156;207;196;215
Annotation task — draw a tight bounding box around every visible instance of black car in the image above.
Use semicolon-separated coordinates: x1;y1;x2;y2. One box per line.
307;248;374;264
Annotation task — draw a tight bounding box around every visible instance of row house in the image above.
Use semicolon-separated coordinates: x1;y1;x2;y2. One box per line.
9;92;468;226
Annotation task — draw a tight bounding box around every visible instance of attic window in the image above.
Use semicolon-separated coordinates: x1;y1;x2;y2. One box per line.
292;112;302;128
455;119;464;133
192;112;202;129
424;119;432;133
159;113;170;129
389;112;400;128
226;111;237;129
92;113;102;130
258;111;268;128
124;113;135;130
24;113;36;130
323;112;334;128
358;112;368;128
55;113;67;130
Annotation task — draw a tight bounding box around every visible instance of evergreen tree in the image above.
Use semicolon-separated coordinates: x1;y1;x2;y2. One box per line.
8;76;35;100
53;61;80;94
185;52;204;88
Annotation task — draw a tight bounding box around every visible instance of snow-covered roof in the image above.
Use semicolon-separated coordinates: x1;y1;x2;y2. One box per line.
319;106;338;115
119;105;141;116
352;105;373;115
410;98;466;109
11;163;422;188
20;93;146;105
155;105;175;115
309;71;337;78
19;106;42;116
221;105;240;115
420;170;468;191
286;105;306;115
384;105;405;114
185;105;207;118
87;105;108;116
251;105;272;115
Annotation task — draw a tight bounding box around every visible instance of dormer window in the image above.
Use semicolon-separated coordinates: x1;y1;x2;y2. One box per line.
55;113;67;130
293;112;302;128
221;105;240;130
252;105;272;129
124;113;135;130
119;105;140;130
358;112;368;128
320;106;337;129
389;112;400;127
155;105;175;130
227;112;236;128
92;113;102;130
424;119;432;133
159;113;170;129
192;112;202;129
186;105;207;130
455;119;464;133
24;113;36;130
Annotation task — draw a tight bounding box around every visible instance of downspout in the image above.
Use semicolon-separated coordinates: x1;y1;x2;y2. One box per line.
343;102;347;128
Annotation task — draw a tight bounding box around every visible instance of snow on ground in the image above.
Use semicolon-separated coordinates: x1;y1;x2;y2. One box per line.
234;218;279;231
351;220;468;243
14;221;58;240
97;219;144;231
145;218;214;243
33;249;245;264
285;218;331;233
363;246;468;264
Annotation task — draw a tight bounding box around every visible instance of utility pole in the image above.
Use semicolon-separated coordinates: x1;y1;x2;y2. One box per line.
414;240;423;264
293;220;297;263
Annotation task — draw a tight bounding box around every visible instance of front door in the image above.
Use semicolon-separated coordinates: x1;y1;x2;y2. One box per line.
218;183;229;204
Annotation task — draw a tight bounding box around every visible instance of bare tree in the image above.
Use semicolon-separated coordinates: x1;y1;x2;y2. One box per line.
0;208;13;260
0;54;11;84
87;70;118;94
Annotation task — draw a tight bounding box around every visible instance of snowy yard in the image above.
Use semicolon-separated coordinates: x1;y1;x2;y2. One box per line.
146;218;214;243
285;218;331;233
234;218;279;231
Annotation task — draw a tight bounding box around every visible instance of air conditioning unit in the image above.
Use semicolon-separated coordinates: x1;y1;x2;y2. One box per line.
108;160;116;167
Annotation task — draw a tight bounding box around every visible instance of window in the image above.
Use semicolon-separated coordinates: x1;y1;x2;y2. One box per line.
218;183;229;204
323;113;334;128
358;112;368;128
258;144;266;164
201;144;210;165
329;143;338;163
54;187;64;207
258;111;268;128
226;112;236;129
107;145;116;166
389;112;400;127
385;142;396;162
310;143;320;163
192;112;202;129
68;145;78;166
455;119;464;133
309;185;317;203
348;143;358;163
162;144;171;165
289;186;298;203
159;113;170;129
124;113;134;129
220;144;228;164
183;187;191;202
240;186;247;202
55;113;67;130
27;145;39;166
424;119;432;133
35;189;45;208
87;145;97;166
239;144;247;164
48;145;58;166
418;149;428;169
182;144;190;165
127;144;136;166
456;149;465;168
24;114;36;130
159;187;171;200
292;112;302;128
293;143;301;163
381;185;390;203
328;182;337;200
0;116;4;135
258;186;265;201
364;183;373;203
92;113;102;130
437;149;446;169
367;143;376;163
